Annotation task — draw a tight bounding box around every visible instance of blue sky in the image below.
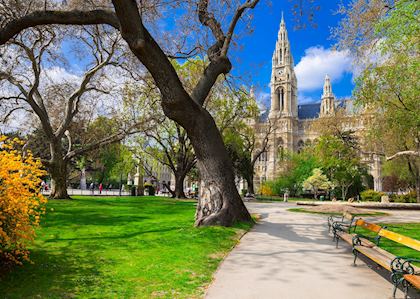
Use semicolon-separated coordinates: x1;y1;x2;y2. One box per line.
52;1;355;109
229;0;354;107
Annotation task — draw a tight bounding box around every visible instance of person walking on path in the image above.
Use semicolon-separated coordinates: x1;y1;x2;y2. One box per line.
90;182;94;194
99;183;103;194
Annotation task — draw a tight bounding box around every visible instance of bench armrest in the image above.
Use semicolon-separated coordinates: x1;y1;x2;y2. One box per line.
391;257;420;275
332;221;353;233
328;215;343;227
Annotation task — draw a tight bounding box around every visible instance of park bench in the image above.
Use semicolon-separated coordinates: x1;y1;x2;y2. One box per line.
330;218;420;298
327;211;355;235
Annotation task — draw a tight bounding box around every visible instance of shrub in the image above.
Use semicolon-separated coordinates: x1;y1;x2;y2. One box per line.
0;136;47;267
259;182;274;196
391;191;417;203
360;189;384;202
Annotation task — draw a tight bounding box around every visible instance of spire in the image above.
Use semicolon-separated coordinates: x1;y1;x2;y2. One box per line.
322;74;333;98
269;11;297;119
272;12;292;67
320;74;335;117
278;11;287;40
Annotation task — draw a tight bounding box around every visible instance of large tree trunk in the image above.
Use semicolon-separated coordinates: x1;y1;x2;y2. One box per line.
416;175;420;204
246;173;255;195
49;158;70;199
174;172;187;198
49;141;70;199
181;110;251;226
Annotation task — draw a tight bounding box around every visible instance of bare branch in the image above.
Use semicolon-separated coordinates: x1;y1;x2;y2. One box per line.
221;0;260;56
386;151;420;161
0;10;120;45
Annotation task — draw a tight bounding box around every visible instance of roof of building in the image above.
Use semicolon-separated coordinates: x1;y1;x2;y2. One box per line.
257;99;357;122
298;103;320;119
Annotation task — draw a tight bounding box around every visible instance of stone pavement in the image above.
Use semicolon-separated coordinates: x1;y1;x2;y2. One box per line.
205;202;420;299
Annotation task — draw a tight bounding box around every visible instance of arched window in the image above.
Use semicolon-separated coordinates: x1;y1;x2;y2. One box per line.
277;88;284;111
279;49;282;63
297;140;305;153
277;138;284;161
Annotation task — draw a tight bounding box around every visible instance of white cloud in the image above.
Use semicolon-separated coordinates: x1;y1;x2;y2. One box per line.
256;91;270;108
295;46;352;92
43;66;81;85
298;93;319;104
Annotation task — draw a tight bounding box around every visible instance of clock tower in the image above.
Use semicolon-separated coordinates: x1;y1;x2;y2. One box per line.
269;13;298;119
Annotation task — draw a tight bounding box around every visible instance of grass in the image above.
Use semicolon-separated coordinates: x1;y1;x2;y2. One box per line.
286;207;389;217
355;223;420;262
0;196;253;299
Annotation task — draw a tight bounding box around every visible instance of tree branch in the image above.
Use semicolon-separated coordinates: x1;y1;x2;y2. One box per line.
221;0;260;56
386;150;420;161
0;10;120;45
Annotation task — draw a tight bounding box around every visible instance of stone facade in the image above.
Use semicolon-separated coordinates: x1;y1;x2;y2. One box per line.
252;16;382;193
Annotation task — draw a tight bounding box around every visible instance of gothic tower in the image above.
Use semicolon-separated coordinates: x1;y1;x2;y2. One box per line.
320;74;335;117
269;13;298;119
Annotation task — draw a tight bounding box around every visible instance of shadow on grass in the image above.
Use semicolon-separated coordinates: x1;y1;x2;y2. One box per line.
46;226;185;243
0;248;102;298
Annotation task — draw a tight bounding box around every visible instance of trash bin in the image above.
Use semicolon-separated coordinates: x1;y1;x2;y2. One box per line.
320;195;325;201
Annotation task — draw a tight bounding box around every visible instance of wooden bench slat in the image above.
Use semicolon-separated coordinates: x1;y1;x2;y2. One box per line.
354;245;394;271
336;231;354;245
359;221;382;233
354;218;365;227
403;274;420;289
378;229;420;251
336;231;377;248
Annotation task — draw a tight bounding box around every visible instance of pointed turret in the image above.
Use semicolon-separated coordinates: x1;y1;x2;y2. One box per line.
269;13;297;119
272;11;293;67
322;75;333;98
320;74;335;117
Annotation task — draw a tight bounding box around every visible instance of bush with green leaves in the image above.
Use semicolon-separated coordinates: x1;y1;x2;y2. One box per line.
360;189;385;202
391;191;417;203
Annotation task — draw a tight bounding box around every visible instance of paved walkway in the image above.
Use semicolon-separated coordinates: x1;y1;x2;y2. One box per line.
206;203;420;299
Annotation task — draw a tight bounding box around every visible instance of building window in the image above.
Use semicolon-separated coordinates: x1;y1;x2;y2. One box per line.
297;140;305;153
277;88;284;111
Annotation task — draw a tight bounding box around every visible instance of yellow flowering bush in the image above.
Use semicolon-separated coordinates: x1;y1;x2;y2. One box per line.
259;183;274;196
0;136;47;267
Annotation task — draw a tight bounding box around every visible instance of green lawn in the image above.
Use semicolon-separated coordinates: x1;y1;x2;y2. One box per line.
0;196;252;298
287;207;389;217
355;223;420;262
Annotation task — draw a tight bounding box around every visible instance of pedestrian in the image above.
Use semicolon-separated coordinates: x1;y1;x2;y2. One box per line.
99;183;103;194
90;182;94;194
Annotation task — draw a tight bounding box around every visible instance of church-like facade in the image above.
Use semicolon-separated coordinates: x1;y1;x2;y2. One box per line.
252;15;383;192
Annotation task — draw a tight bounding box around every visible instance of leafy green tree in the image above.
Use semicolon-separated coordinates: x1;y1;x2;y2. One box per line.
221;100;271;195
303;168;334;199
269;150;319;196
313;134;367;200
132;58;260;198
336;0;420;202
